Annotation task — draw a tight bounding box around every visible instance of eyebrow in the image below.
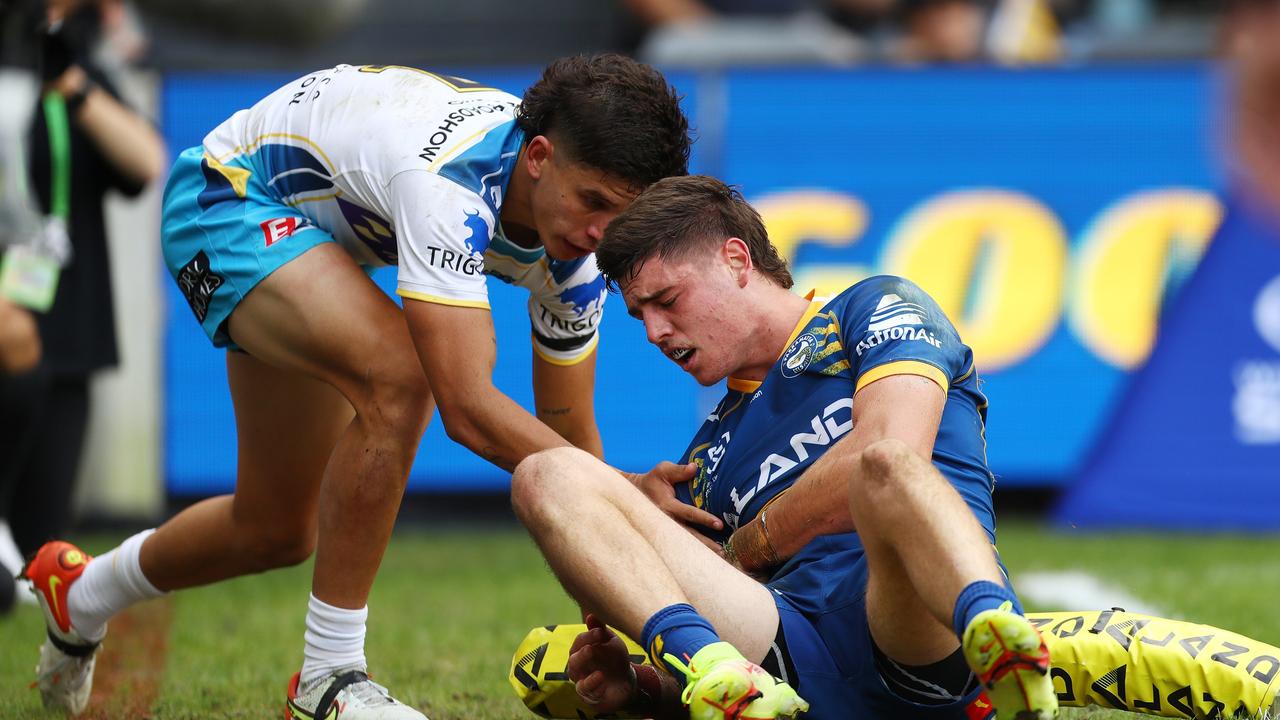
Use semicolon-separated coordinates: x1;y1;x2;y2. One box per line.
625;285;674;318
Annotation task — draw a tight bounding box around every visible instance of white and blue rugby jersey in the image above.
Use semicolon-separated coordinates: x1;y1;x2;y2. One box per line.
673;276;996;614
197;64;604;363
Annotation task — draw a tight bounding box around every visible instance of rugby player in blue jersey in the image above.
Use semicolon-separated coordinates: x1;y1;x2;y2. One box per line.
511;175;1056;720
22;56;690;720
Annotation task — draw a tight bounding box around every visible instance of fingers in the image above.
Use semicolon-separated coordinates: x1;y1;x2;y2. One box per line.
666;499;723;531
657;461;698;485
575;670;604;704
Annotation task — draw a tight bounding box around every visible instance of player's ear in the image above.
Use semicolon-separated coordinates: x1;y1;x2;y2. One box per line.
723;237;753;287
525;136;552;180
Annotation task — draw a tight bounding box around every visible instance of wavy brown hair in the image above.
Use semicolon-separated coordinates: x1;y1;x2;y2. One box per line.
517;54;690;190
597;175;793;290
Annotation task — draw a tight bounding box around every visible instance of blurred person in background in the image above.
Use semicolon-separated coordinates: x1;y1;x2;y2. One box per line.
21;55;691;720
621;0;870;65
1223;0;1280;206
895;0;990;62
0;0;163;611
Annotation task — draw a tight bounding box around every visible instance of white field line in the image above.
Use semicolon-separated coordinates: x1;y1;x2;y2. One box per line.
1015;570;1171;618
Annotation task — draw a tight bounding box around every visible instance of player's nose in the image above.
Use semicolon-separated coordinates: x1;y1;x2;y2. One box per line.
644;315;672;346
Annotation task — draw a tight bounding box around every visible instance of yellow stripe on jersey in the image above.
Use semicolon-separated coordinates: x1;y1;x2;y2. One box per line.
213;133;337;173
727;377;761;394
531;333;599;367
812;339;844;363
397;290;491;309
284;191;343;207
203;152;251;198
427;125;497;171
856;360;949;394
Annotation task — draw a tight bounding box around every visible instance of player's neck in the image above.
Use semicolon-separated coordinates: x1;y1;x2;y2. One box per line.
499;147;536;239
733;287;814;382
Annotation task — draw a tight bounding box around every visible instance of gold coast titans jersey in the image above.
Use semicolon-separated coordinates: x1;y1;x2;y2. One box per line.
674;276;997;611
198;64;604;363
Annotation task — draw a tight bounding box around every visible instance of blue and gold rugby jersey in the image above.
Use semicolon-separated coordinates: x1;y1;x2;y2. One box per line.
673;275;995;614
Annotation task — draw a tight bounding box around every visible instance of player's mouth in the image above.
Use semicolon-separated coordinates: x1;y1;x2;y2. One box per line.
563;238;593;256
667;347;696;368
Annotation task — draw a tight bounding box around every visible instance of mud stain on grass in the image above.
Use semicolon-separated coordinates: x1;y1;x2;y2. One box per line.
83;597;172;719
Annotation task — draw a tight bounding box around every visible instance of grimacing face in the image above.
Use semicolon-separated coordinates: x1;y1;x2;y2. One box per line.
621;250;749;386
530;146;637;261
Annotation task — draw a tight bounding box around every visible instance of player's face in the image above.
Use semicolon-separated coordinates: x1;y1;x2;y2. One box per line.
621;249;751;386
530;147;637;261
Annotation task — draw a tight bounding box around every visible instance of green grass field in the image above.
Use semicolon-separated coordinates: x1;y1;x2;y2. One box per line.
3;519;1279;719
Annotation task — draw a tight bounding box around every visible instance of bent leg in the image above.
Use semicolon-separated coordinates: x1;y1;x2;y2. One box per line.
511;446;778;663
140;349;353;589
851;438;1006;665
142;243;433;609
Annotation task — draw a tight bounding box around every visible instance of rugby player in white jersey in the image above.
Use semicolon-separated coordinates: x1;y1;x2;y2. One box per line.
22;55;691;720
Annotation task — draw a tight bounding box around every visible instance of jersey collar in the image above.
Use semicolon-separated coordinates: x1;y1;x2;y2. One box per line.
727;290;821;394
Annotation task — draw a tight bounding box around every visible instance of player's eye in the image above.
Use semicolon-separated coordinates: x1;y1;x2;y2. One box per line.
660;295;677;308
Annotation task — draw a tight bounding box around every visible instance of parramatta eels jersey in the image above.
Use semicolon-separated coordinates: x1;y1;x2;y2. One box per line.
673;276;997;612
197;64;604;363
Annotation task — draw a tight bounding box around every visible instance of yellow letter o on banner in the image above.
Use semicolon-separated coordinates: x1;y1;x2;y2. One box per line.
883;190;1069;372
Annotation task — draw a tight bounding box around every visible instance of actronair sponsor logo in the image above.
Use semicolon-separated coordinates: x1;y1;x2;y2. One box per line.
855;293;943;356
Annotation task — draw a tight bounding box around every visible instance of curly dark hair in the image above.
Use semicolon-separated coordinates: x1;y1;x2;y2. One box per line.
598;175;793;291
517;54;691;190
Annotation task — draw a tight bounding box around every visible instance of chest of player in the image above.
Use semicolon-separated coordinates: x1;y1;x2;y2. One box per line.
686;368;856;531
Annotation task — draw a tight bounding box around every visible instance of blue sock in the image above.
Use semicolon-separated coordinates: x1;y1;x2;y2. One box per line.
640;603;721;681
952;580;1023;639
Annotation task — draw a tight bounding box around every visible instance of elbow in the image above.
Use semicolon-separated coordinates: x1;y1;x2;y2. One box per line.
436;394;484;449
137;141;169;188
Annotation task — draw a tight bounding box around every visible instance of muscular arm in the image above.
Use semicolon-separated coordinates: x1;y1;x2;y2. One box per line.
532;347;604;458
404;299;571;471
728;373;946;573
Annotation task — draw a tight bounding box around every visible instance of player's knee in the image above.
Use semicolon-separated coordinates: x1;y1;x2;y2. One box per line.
511;447;592;524
357;365;433;441
242;522;317;570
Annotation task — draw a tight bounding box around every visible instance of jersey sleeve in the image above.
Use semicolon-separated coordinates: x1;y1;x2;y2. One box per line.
388;170;493;309
836;276;968;393
526;258;607;366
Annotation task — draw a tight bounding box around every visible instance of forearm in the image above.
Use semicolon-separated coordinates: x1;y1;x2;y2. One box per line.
72;85;166;186
536;406;603;459
441;385;571;472
730;448;856;574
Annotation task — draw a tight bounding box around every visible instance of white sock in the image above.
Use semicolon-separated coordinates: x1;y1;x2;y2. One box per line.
0;520;24;575
300;593;368;687
67;529;165;642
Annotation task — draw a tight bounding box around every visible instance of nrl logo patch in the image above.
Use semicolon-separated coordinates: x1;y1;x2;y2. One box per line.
780;332;818;379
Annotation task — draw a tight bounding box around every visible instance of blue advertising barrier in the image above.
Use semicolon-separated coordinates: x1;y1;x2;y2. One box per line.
1056;191;1280;529
161;65;1228;495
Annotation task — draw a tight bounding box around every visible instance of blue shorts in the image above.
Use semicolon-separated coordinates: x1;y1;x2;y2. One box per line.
161;146;335;348
767;573;993;720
